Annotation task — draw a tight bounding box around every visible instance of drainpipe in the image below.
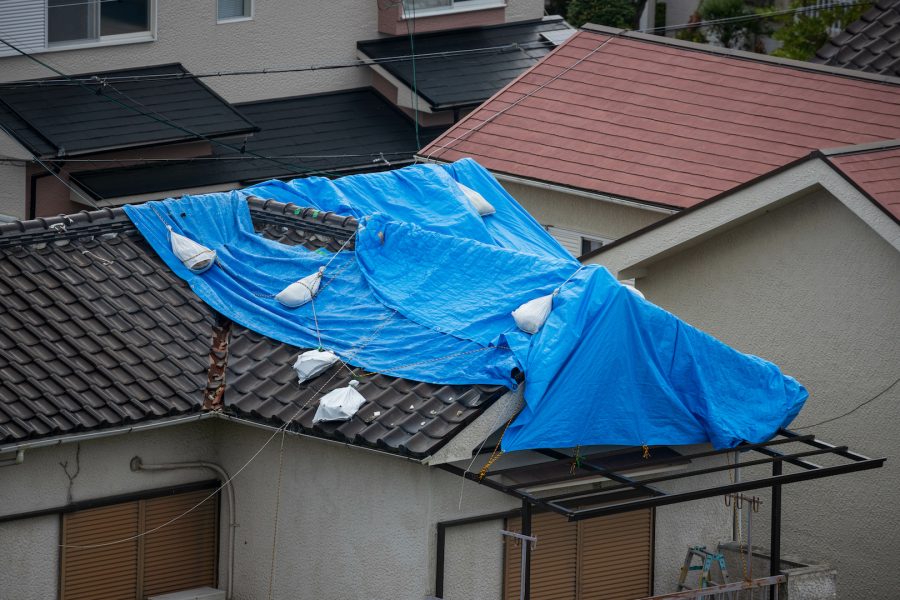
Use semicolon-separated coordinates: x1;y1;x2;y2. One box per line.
130;457;236;600
0;448;24;467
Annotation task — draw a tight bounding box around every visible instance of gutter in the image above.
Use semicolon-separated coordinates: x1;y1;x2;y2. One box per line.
416;157;678;215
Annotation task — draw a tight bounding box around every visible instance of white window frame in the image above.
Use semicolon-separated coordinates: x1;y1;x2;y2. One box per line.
216;0;253;24
44;0;157;53
401;0;506;19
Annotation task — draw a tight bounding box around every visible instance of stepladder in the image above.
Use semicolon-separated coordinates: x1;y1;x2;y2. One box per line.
677;546;734;600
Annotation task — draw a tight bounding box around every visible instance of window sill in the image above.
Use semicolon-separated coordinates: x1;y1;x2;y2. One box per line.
216;16;253;24
44;33;155;54
401;1;506;19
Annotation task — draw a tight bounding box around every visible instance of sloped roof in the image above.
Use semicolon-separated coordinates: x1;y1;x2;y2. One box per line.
0;200;505;457
0;64;257;158
827;142;900;220
357;17;574;110
421;27;900;210
70;89;444;202
813;0;900;77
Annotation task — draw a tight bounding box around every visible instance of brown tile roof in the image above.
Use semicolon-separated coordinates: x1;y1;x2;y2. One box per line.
422;28;900;209
813;0;900;77
828;143;900;220
0;200;505;457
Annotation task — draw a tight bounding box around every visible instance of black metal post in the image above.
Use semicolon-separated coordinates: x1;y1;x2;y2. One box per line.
435;522;446;599
522;500;533;600
770;460;783;600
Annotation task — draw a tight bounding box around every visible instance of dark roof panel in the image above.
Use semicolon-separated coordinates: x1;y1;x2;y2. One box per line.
357;17;574;109
0;200;506;457
814;0;900;77
0;64;257;158
71;88;445;201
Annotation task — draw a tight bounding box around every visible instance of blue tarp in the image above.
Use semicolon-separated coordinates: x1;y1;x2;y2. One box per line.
124;159;807;451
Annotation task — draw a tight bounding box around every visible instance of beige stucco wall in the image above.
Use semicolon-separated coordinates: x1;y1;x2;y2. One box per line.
0;0;544;104
501;180;669;242
615;188;900;600
0;420;220;600
0;160;26;218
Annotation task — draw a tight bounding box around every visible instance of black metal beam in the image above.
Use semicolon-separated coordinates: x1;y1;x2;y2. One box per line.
770;460;783;599
522;500;532;600
536;448;666;497
541;446;844;504
437;463;570;517
563;457;884;520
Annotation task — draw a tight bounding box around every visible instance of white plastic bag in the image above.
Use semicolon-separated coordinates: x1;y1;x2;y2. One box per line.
457;182;496;216
276;266;325;307
512;293;554;334
168;226;216;274
293;349;339;384
312;380;366;424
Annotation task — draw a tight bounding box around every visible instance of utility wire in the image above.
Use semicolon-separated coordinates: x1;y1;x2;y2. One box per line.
0;35;343;180
0;43;541;88
0;151;417;164
793;376;900;430
637;0;872;33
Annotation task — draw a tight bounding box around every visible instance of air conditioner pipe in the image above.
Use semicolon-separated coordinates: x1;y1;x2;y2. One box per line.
0;448;24;468
130;457;235;600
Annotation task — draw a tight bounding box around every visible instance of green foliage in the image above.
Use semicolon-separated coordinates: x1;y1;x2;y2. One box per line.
567;0;642;29
772;0;873;60
676;0;771;51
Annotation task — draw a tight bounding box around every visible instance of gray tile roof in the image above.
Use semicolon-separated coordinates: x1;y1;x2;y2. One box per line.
357;17;574;110
813;0;900;77
70;88;446;202
0;199;506;457
0;64;257;158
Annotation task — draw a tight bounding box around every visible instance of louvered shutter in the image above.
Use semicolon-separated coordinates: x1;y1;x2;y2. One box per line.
578;509;653;600
142;489;218;597
504;509;653;600
505;512;577;600
60;487;218;600
0;0;47;57
61;502;140;600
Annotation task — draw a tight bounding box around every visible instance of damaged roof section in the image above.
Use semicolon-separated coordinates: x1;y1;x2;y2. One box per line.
0;199;506;457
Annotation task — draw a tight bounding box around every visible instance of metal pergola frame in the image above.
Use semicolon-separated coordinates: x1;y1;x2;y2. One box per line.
436;428;884;600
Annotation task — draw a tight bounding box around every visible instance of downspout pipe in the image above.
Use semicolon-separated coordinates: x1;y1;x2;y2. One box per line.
130;457;235;600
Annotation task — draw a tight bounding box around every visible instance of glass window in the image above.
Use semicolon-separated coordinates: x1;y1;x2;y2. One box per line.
218;0;251;21
48;0;98;44
48;0;149;45
101;0;150;36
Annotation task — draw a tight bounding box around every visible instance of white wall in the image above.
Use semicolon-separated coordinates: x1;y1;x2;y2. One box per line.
617;189;900;600
501;180;668;244
0;420;220;600
0;159;26;218
0;0;545;104
213;420;519;600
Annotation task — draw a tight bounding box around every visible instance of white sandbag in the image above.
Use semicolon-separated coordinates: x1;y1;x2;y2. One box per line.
457;182;496;216
293;349;339;384
276;266;325;308
312;380;366;424
168;226;216;273
512;293;554;334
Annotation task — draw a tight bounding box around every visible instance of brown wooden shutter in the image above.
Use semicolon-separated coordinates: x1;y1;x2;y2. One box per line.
142;489;218;598
505;512;577;600
504;509;653;600
60;502;140;600
577;509;653;600
60;487;219;600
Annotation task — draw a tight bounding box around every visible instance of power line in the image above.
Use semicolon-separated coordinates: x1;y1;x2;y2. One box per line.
0;35;343;180
637;0;872;34
0;151;418;164
0;42;542;88
793;376;900;430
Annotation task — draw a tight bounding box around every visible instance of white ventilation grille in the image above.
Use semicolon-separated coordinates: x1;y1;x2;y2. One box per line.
0;1;46;57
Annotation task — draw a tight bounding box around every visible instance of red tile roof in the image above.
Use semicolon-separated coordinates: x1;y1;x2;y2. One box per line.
829;145;900;221
421;29;900;209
